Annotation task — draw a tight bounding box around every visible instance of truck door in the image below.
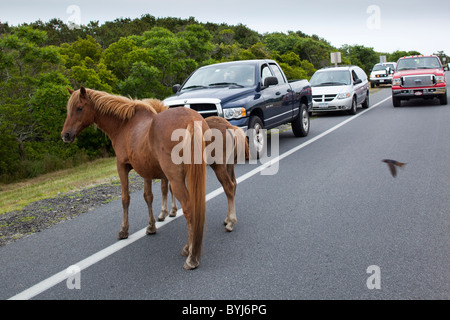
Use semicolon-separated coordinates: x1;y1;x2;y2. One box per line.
260;63;294;128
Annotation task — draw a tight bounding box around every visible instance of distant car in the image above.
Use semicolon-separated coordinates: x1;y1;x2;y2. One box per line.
370;62;397;87
310;65;369;115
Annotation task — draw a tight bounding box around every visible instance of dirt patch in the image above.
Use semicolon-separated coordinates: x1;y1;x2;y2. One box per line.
0;173;145;246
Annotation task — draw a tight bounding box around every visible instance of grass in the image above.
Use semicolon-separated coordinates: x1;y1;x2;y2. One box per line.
0;157;119;215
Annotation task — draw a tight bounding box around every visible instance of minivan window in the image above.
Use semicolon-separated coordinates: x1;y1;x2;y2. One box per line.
352;70;359;82
354;67;367;81
310;70;351;86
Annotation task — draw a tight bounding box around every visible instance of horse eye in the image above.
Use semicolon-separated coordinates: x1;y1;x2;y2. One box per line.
76;106;83;112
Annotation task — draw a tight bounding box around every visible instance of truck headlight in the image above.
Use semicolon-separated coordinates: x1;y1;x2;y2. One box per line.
435;75;445;83
224;107;246;120
392;78;401;86
337;92;351;99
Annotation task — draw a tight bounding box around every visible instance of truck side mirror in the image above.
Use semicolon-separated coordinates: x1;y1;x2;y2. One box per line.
172;84;181;93
353;78;362;85
263;76;278;88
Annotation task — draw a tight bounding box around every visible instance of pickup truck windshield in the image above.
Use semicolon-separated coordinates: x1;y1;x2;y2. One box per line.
182;64;256;90
310;70;351;86
397;57;441;71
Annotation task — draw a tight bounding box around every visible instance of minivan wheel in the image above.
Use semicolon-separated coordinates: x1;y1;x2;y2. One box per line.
361;91;369;109
348;96;357;115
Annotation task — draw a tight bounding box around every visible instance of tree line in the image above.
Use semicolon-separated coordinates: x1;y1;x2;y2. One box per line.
0;15;430;183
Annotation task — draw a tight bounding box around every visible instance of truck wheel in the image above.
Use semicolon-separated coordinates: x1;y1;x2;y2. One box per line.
439;93;447;105
247;116;266;160
292;103;309;137
393;97;401;107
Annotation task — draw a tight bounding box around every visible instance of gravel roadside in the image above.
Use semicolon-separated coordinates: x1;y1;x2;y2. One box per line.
0;172;146;247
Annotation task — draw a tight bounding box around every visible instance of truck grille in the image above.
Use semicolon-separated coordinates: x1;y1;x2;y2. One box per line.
402;75;435;88
169;103;218;118
312;94;337;102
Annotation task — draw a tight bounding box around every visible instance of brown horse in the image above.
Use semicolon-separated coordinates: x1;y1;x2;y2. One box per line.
145;104;249;232
61;87;208;270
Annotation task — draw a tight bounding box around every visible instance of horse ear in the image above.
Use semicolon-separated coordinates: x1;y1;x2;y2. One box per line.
80;86;87;98
67;88;74;95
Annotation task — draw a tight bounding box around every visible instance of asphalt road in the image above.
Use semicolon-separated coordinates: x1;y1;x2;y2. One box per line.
1;84;449;301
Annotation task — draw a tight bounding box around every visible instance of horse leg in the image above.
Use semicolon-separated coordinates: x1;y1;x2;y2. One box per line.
212;163;237;232
117;163;132;239
167;178;199;270
168;183;178;217
158;178;169;221
144;178;157;234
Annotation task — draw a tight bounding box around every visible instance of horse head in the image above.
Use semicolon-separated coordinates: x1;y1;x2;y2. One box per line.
61;86;96;143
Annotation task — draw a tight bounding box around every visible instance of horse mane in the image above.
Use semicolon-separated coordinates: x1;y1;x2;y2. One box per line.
141;98;168;113
68;88;158;120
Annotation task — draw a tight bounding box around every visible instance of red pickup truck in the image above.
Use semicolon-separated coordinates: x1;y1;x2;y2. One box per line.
391;55;447;107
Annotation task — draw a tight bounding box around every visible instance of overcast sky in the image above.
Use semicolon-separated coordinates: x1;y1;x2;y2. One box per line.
1;0;450;56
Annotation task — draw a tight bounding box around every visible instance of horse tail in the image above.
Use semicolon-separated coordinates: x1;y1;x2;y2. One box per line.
184;120;207;262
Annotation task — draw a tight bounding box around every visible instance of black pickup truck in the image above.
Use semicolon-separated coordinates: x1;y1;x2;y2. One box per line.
163;59;312;157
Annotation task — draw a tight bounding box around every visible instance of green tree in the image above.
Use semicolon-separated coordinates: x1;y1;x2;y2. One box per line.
179;24;214;63
340;44;379;75
271;51;316;79
0;26;75;181
264;31;335;69
103;37;150;80
105;25;215;99
59;35;117;91
388;50;421;62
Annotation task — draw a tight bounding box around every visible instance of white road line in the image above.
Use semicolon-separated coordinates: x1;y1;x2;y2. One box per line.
8;96;390;300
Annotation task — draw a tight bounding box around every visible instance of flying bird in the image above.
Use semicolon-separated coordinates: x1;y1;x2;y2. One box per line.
382;159;407;177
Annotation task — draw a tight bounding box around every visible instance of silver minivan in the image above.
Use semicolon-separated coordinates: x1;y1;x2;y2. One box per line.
310;66;369;115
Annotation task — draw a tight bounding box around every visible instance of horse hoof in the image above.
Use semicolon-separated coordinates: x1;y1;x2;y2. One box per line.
224;218;236;232
146;225;157;235
183;257;199;270
118;231;129;239
183;263;198;270
169;210;177;218
225;222;235;232
158;210;168;221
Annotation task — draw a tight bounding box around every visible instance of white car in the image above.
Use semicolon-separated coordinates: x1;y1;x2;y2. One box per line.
310;66;370;115
370;62;397;87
